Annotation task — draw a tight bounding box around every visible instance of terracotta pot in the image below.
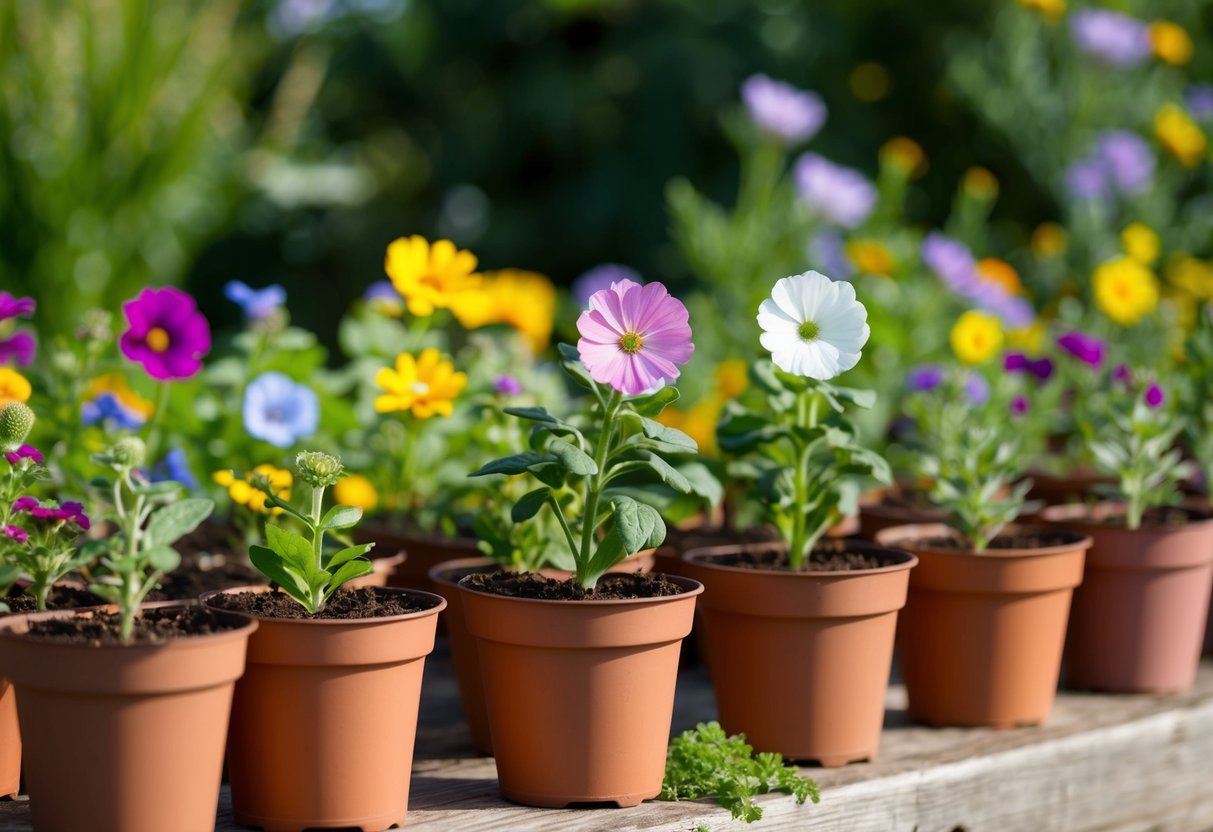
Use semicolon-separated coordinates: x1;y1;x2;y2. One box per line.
346;550;407;589
207;586;445;832
1026;466;1113;506
0;605;256;832
355;524;479;596
682;541;915;766
1039;503;1213;693
535;549;655;580
875;524;1089;728
857;489;947;542
459;575;702;808
0;678;17;798
427;557;502;756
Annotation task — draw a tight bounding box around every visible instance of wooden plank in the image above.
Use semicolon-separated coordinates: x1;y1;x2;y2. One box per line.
2;648;1211;831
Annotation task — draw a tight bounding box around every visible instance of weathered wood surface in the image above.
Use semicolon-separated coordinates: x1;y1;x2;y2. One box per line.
3;645;1212;831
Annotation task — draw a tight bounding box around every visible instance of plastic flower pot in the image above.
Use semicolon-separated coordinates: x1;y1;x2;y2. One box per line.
0;604;256;832
857;486;947;542
458;575;702;808
427;557;502;756
355;523;480;596
875;523;1090;727
0;678;17;799
346;550;407;589
206;586;445;832
682;541;915;766
536;549;655;580
1040;503;1213;693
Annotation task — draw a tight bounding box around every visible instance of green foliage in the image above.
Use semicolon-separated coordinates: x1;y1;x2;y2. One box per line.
1180;307;1213;498
659;722;820;824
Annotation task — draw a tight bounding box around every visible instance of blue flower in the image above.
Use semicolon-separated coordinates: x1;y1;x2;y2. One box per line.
225;281;287;320
150;447;198;490
905;365;945;393
243;372;319;448
572;264;643;306
963;373;990;405
363;280;404;316
81;392;146;430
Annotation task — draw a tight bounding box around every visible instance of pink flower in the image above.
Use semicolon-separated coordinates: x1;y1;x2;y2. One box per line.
1144;383;1164;409
2;525;27;544
3;444;43;465
11;497;90;530
576;280;694;397
120;287;212;380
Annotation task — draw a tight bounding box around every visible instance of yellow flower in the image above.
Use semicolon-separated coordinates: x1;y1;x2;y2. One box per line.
1093;257;1160;326
879;137;926;177
374;348;467;418
1167;255;1213;300
214;464;292;514
975;258;1022;295
448;269;556;353
1018;0;1065;19
85;373;155;419
962;167;999;200
714;360;749;400
1121;223;1160;266
950;311;1003;365
1155;104;1206;168
1030;223;1067;258
658;400;721;456
384;236;480;317
846;239;895;277
334;474;378;511
0;368;31;408
1007;321;1046;353
1149;22;1193;66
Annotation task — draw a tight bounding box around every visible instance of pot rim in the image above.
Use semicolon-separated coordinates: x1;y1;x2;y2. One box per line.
200;584;446;625
455;572;703;606
427;556;500;586
683;539;917;577
1038;501;1213;530
874;523;1093;559
0;602;258;650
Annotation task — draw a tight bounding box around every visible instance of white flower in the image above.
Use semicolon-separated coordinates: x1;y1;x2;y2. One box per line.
757;271;870;380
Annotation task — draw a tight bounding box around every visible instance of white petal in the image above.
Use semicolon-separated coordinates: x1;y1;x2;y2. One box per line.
757;299;800;335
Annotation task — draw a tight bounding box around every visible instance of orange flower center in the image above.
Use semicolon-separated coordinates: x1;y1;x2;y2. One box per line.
146;327;171;353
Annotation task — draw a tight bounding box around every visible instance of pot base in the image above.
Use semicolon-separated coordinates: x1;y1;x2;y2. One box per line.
790;751;872;768
502;787;658;809
234;811;405;832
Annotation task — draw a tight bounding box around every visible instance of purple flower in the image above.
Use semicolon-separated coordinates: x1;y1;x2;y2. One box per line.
1010;395;1030;416
12;498;89;531
576;279;694;396
1057;331;1107;368
964;373;990;404
2;525;27;544
492;375;523;396
81;392;146;430
1064;159;1110;200
794;153;877;229
1096;132;1154;195
3;444;43;465
0;292;37;367
120;287;212;381
225;281;286;321
906;365;945;392
1003;353;1054;381
0;293;34;322
920;233;1035;327
809;230;854;280
242;372;319;448
573;264;644;307
1185;85;1213;121
1112;363;1132;385
741;74;827;143
1144;383;1164;409
150;447;198;490
1070;9;1151;67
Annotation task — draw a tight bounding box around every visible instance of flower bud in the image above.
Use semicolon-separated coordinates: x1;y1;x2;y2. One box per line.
295;450;345;488
0;402;35;452
110;436;147;468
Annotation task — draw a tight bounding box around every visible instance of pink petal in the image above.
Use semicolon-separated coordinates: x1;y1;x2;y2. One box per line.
576;309;623;343
587;284;631;334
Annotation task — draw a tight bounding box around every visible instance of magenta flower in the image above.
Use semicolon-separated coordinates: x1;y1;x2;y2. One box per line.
12;497;90;530
0;292;34;321
1057;331;1106;368
1112;363;1133;385
0;291;37;367
492;375;523;396
1004;353;1054;381
576;279;694;397
1144;383;1164;409
120;287;212;381
741;74;827;144
1010;395;1030;417
3;444;43;465
2;525;27;544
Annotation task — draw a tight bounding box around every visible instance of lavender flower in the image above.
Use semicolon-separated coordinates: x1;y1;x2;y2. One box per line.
1096;132;1154;195
920;233;1035;327
364;280;404;315
809;230;854;280
1070;8;1151;67
1064;159;1110;200
225;281;286;321
794;153;877;229
906;365;945;392
964;373;991;404
1185;85;1213;121
1057;331;1107;368
741;74;827;143
492;375;523;396
572;264;643;307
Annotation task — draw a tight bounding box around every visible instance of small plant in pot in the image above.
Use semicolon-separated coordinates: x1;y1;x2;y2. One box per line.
459;277;705;808
875;374;1092;727
684;270;915;767
205;450;446;832
1039;375;1213;693
0;435;257;832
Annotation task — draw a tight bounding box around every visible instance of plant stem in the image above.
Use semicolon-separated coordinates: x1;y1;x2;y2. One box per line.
576;390;621;587
309;483;326;610
397;414;415;514
788;390;819;569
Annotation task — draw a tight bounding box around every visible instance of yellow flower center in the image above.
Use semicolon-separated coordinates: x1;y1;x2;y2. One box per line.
798;320;820;341
146;327;171;353
619;331;645;354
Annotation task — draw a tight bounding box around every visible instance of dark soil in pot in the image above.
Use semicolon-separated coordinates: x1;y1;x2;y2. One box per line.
903;529;1078;551
147;554;263;601
207;586;439;619
2;585;103;613
460;571;686;600
23;606;247;645
702;539;909;572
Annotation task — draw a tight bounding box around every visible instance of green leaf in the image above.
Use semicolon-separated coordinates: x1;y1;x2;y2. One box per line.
143;498;214;548
250;544;311;603
548;439;597;476
527;461;567;488
637;452;693;493
557;343;596;390
470;452;550;477
512;487;551;522
325;543;374;570
631;387;680;417
636;418;698;453
321;505;362;531
142;545;181;573
503;406;558;424
265;524;319;579
610;495;666;553
325;559;375;600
